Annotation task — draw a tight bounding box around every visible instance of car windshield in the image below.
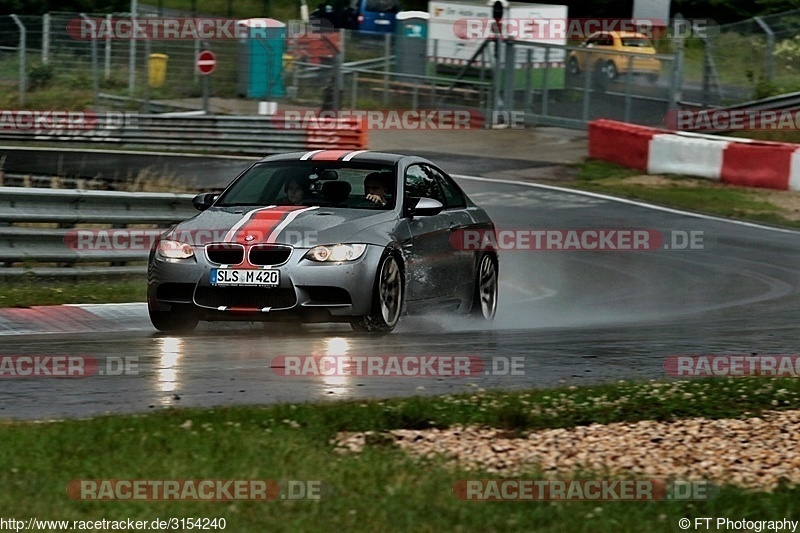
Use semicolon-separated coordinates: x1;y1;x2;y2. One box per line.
365;0;398;13
215;161;397;210
621;37;652;48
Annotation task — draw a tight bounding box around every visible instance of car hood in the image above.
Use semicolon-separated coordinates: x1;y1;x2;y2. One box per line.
166;205;398;248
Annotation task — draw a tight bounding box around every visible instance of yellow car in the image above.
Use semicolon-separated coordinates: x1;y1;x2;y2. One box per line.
567;31;661;82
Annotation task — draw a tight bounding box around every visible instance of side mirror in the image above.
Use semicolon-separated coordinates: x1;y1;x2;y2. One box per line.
409;197;444;217
192;192;218;211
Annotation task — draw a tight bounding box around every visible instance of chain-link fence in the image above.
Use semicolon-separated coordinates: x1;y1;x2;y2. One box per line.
0;11;696;129
693;9;800;105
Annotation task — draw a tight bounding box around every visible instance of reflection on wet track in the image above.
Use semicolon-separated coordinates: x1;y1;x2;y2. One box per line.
3;177;800;420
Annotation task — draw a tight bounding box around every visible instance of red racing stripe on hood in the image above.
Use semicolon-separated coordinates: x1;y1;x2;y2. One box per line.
224;206;309;244
311;150;356;161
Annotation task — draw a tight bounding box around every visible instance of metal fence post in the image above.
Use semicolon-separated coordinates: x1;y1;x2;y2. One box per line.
129;0;138;97
524;48;532;111
624;55;633;122
491;37;501;126
383;33;391;106
105;14;112;79
541;46;550;117
333;29;345;111
670;15;686;112
42;13;50;65
754;16;775;82
10;15;26;107
81;14;100;109
502;40;515;120
582;53;591;124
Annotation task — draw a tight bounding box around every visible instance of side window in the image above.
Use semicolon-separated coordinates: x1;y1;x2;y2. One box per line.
405;164;444;204
424;165;466;209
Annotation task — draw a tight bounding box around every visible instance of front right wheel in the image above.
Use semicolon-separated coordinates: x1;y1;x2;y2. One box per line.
351;253;404;333
469;253;498;321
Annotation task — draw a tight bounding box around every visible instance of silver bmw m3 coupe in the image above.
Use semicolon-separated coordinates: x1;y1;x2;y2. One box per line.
147;149;498;333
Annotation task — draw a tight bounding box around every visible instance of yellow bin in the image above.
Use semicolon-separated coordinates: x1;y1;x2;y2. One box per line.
148;53;168;88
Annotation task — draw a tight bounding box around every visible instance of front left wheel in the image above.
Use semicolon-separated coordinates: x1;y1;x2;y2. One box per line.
149;305;199;333
605;60;618;80
351;253;404;333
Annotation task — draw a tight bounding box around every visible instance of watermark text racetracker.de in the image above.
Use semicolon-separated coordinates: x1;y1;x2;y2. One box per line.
67;17;333;40
667;109;800;131
0;356;138;377
67;479;332;501
665;355;800;377
452;17;714;41
0;111;139;131
449;228;706;251
454;479;718;501
271;355;524;377
63;229;322;252
270;109;526;130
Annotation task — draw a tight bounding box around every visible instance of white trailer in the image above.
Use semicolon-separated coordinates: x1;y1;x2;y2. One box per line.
427;0;568;68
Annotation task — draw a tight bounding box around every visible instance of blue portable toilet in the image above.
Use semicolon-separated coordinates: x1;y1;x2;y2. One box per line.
237;18;286;99
395;11;429;79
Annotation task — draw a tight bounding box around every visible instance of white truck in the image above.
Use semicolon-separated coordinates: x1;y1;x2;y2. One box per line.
427;0;568;71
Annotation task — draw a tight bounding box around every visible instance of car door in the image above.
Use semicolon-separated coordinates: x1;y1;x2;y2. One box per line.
424;164;475;290
402;164;457;301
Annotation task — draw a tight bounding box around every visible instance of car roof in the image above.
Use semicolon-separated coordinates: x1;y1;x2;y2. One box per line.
587;30;652;40
259;150;424;166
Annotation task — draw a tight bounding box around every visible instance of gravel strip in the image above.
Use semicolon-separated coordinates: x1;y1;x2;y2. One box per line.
333;410;800;491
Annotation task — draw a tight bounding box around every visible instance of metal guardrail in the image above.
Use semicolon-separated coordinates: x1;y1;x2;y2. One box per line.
0;114;368;155
677;90;800;131
0;186;196;277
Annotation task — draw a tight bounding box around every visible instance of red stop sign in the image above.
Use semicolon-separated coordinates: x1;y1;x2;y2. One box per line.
196;50;216;75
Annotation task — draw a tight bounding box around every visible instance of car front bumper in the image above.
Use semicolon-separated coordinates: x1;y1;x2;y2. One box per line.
147;243;386;322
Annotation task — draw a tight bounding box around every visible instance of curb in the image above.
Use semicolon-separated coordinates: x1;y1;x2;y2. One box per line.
589;119;800;191
0;303;150;336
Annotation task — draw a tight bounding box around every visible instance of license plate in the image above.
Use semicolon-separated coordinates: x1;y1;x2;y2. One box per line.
210;269;279;287
376;19;390;24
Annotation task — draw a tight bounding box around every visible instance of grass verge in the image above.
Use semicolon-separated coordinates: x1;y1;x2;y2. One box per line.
571;160;800;229
0;275;146;307
1;377;798;531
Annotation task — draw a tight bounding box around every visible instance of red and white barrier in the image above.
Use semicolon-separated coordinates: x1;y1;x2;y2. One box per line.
589;119;800;191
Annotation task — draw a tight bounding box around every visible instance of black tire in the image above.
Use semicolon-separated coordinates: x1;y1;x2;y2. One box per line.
567;56;580;76
149;306;199;333
469;253;498;321
646;73;659;83
351;253;403;333
606;60;618;80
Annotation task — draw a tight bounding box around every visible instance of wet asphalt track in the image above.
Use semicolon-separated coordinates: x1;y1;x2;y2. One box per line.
3;171;800;420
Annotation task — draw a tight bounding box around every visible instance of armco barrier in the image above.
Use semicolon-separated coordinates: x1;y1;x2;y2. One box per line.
0;114;368;155
0;187;195;277
589;119;800;192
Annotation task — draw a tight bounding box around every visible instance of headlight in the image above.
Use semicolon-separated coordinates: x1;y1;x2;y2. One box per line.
305;244;367;262
157;239;194;259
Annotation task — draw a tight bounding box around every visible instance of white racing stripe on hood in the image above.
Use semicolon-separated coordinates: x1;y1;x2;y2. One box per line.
342;150;368;161
301;150;325;160
223;206;276;242
266;206;319;243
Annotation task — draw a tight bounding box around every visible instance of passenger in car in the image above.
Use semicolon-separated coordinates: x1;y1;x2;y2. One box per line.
281;176;310;205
